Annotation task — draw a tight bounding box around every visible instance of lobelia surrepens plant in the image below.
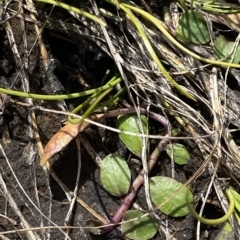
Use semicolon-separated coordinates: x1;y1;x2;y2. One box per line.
90;113;194;237
40;108;173;234
97;112;170;235
1;0;239;237
0;77;189;238
39;104;193;239
2;84;235;238
92;113;236;238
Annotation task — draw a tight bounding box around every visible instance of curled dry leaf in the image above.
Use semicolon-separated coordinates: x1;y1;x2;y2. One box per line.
40;114;104;166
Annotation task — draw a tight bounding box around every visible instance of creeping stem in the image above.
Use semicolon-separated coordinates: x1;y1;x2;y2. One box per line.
187;188;235;225
0;77;121;100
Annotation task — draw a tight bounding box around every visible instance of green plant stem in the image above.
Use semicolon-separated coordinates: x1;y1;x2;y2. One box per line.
106;0;195;101
122;3;240;69
68;75;120;123
197;0;240;14
100;115;170;233
0;78;121;100
95;86;127;111
68;92;99;120
187;188;235;225
33;0;106;26
68;87;113;124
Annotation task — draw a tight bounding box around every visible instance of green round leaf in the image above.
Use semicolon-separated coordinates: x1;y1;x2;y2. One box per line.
176;10;210;44
100;153;131;197
121;210;158;240
117;114;148;158
150;176;193;217
214;35;240;64
166;143;190;165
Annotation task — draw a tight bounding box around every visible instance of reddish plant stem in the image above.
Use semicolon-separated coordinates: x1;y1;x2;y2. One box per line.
41;107;168;166
104;107;169;130
100;109;169;234
42;106;169;232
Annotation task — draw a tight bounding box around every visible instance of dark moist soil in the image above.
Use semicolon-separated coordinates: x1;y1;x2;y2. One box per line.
0;3;228;240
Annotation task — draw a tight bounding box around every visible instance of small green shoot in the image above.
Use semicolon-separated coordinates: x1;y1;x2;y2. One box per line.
228;188;240;222
191;0;240;13
116;114;148;158
214;36;240;63
166;143;190;165
150;176;194;217
86;219;102;235
68;75;121;124
176;10;210;44
100;154;131;197
68;87;113;124
121;210;158;240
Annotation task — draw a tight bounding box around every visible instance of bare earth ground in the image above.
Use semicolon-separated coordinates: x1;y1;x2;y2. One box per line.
0;1;239;240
